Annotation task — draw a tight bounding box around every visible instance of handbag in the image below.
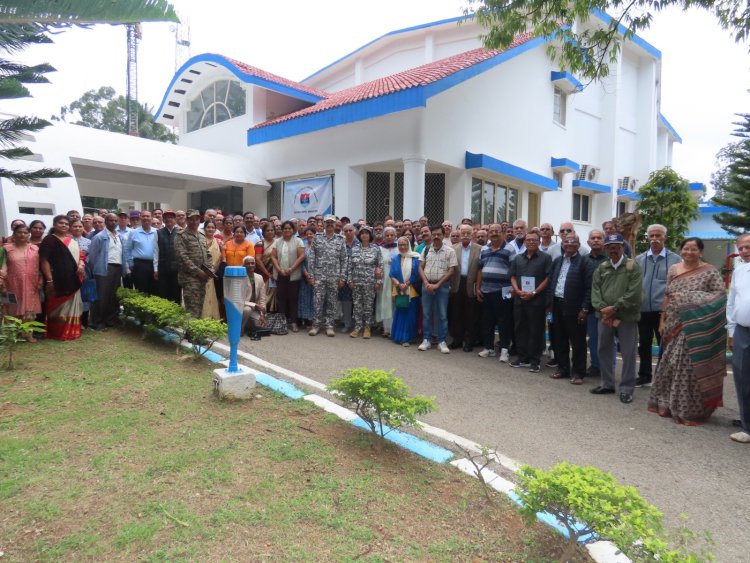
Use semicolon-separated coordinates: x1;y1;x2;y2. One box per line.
265;312;288;335
81;278;98;303
394;293;410;309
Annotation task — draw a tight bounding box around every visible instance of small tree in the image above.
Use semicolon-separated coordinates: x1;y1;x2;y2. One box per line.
635;168;699;253
516;462;714;562
712;113;750;235
0;316;46;370
328;368;435;439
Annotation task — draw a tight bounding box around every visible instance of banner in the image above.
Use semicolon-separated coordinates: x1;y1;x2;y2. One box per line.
283;175;333;220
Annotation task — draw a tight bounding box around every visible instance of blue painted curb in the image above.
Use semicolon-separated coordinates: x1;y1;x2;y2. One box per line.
506;491;597;543
255;373;307;399
350;418;454;463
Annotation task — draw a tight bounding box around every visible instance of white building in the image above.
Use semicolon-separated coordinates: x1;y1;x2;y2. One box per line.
1;13;681;239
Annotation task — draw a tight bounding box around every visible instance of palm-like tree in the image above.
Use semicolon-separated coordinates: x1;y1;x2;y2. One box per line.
0;1;178;185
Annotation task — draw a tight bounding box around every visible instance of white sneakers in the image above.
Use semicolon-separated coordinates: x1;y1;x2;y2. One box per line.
730;431;750;443
478;348;496;358
499;348;509;363
418;339;431;351
437;341;450;354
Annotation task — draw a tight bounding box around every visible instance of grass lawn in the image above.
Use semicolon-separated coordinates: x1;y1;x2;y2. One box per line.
0;328;591;561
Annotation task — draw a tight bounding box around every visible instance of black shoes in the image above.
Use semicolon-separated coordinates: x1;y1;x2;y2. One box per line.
635;376;652;388
590;386;615;395
528;364;540;373
510;360;531;368
620;392;633;404
462;344;473;353
447;341;463;350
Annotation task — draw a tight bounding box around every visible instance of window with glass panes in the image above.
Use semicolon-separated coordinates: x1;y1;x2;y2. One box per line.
470;177;518;225
572;192;590;222
186;80;246;132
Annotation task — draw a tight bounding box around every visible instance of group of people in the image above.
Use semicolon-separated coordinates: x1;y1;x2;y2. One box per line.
2;206;748;444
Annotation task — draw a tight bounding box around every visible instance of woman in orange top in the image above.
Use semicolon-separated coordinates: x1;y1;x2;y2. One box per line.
222;226;255;266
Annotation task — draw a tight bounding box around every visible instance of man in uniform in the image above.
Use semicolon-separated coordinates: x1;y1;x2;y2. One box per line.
174;209;209;318
155;210;182;304
308;214;347;337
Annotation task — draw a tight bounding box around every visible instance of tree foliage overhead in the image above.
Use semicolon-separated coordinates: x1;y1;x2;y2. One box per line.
712;113;750;235
465;0;750;82
55;86;177;143
0;1;178;186
635;167;699;253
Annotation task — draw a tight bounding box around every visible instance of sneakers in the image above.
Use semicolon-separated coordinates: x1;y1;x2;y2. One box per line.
308;327;319;336
635;376;653;388
730;431;750;443
620;392;633;404
499;348;509;363
528;364;540;373
326;327;335;337
438;341;450;354
363;327;371;339
545;358;559;368
478;348;496;358
510;360;531;368
418;339;431;351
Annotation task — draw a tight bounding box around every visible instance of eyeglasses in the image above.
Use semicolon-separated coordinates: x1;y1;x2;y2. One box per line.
560;228;573;232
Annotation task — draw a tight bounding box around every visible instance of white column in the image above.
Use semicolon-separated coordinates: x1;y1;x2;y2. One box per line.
402;156;426;221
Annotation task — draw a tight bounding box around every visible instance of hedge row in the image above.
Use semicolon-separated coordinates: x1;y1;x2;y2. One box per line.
116;287;227;357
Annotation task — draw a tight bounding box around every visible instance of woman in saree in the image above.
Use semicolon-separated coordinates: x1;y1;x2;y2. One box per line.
201;219;222;320
69;219;92;328
297;227;316;327
38;215;84;340
255;222;277;313
3;223;42;341
648;237;727;425
375;226;398;337
389;236;421;346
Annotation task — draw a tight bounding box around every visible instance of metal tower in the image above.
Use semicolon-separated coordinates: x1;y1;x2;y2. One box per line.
174;14;191;72
126;23;142;136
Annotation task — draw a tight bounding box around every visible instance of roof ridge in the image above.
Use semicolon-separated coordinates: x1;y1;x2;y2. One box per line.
221;55;330;99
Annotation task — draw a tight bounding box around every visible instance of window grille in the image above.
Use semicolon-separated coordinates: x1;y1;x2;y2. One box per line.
268;182;282;218
366;172;390;224
423;173;445;224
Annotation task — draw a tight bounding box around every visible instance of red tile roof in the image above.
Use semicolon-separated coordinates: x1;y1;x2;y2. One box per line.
251;32;536;130
221;55;329;99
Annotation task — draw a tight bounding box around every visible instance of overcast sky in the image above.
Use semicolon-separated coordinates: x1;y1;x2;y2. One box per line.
6;0;749;190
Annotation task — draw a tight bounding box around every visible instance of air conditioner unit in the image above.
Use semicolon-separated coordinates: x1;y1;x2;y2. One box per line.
629;178;639;190
577;165;590;181
618;177;628;190
584;166;601;183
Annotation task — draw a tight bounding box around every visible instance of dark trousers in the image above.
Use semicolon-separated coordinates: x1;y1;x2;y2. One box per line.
513;302;545;365
732;325;750;433
132;259;157;295
552;299;587;377
276;276;300;322
638;311;661;378
92;264;122;327
481;292;513;350
158;270;182;305
449;277;478;345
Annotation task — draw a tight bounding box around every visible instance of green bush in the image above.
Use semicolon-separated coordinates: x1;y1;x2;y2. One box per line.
0;316;46;370
183;317;227;357
516;462;714;562
328;368;435;438
117;288;226;357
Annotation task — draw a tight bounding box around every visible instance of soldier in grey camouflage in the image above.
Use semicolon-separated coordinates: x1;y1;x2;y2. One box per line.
175;209;209;318
308;214;347;337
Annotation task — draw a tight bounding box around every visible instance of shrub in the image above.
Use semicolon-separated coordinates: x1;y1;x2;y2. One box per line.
0;316;46;370
183;317;227;357
516;462;713;562
328;367;435;438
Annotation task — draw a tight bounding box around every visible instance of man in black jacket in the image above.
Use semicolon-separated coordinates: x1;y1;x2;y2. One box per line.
548;234;592;384
155;210;182;305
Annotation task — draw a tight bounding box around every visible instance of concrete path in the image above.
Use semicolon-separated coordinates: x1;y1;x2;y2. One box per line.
238;330;746;562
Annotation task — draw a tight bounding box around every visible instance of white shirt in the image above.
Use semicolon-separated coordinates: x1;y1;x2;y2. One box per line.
727;261;750;336
460;244;471;276
107;230;122;265
610;255;625;270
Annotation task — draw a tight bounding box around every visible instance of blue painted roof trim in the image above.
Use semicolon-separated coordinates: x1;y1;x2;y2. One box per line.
699;204;735;213
466;152;558;191
659;114;683;143
591;10;661;60
248;35;548;146
686;231;733;240
155;53;326;121
302;15;469;82
550;157;580;172
617;188;641;200
550;71;583;92
573;179;611;194
689;182;705;191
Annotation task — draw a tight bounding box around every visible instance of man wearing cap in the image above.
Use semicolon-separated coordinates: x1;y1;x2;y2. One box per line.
155;210;181;304
308;214;346;337
125;210;158;295
127;210;140;230
174;210;209;318
590;233;643;403
116;212;134;288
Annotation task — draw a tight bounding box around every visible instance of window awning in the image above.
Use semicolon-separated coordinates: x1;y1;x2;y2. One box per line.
572;179;611;194
466;152;558;191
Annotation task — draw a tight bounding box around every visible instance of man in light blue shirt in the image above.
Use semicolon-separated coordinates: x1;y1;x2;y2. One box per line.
125;210;158;295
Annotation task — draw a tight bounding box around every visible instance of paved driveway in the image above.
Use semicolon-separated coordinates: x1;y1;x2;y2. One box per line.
238;331;745;562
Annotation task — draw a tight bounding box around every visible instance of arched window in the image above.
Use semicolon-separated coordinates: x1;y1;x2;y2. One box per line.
186;80;246;132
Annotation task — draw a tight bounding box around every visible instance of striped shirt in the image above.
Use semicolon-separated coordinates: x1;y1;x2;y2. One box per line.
478;244;514;294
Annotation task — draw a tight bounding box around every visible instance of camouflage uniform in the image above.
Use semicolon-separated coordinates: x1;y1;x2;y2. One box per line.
174;228;208;318
346;244;382;331
310;232;346;329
